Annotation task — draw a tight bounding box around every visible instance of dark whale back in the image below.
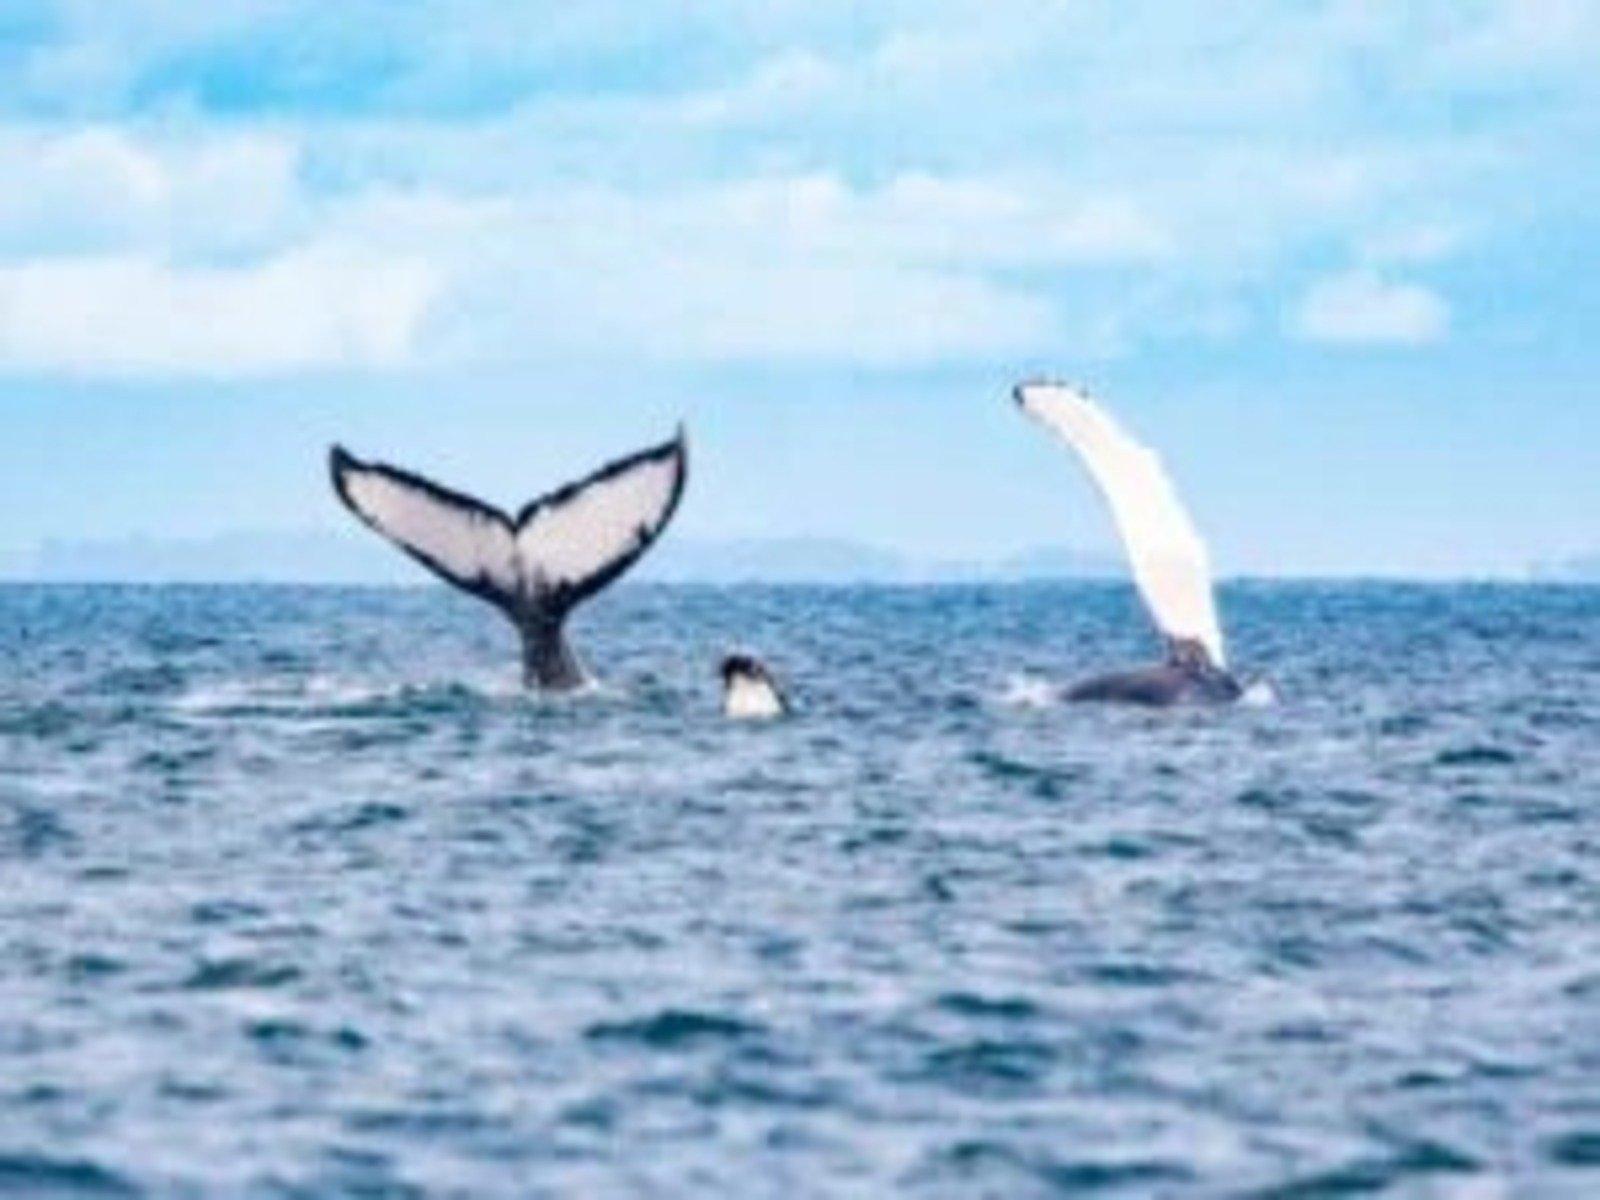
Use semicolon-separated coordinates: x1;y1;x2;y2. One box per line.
1067;658;1243;708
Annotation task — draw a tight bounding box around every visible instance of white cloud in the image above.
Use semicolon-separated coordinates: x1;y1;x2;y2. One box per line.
0;246;438;376
0;127;435;376
1291;270;1450;347
383;175;1077;366
464;255;1058;367
1358;223;1468;267
0;126;302;257
675;51;841;125
0;128;167;253
1434;0;1600;76
0;150;1163;373
1;1;1594;376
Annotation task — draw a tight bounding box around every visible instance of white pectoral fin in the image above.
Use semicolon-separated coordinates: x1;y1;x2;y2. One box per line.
1015;382;1227;666
329;446;519;603
514;433;688;605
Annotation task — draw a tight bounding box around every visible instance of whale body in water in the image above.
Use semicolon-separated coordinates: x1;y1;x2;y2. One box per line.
1014;382;1252;707
329;433;687;691
720;654;789;720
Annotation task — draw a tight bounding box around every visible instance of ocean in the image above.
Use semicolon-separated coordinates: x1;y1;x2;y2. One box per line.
2;582;1598;1197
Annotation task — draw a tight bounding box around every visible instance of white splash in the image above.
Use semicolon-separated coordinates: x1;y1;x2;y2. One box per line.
1239;679;1279;708
997;673;1062;710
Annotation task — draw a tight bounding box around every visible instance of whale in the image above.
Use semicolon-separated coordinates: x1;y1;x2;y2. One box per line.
720;654;789;720
1014;382;1252;707
329;432;687;691
1063;637;1244;706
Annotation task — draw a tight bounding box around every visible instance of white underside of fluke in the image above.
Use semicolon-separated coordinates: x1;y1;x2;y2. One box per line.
331;435;687;611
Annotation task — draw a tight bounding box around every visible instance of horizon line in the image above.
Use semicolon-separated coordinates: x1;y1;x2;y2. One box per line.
0;573;1587;589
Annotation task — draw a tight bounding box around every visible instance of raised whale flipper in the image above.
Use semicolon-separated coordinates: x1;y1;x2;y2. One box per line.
330;433;688;690
1014;382;1226;668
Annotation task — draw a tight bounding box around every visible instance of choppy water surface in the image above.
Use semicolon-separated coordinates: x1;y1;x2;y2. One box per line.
2;582;1598;1197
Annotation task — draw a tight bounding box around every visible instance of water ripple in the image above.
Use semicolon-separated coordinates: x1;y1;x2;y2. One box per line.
1;582;1598;1195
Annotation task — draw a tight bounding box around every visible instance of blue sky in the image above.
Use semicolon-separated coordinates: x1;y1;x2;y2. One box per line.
1;1;1598;578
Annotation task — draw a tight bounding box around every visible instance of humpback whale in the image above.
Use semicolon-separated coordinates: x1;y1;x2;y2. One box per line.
720;654;789;720
329;432;687;691
1014;382;1248;707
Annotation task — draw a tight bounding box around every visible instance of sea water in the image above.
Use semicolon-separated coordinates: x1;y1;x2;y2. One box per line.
2;582;1598;1197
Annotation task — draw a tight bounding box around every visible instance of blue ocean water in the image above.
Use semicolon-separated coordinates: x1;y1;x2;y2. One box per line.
2;582;1598;1197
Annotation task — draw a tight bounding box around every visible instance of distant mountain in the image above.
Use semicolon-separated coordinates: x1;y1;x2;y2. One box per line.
642;537;908;584
1531;553;1600;583
20;531;418;585
3;531;1123;585
987;545;1124;582
642;538;1121;584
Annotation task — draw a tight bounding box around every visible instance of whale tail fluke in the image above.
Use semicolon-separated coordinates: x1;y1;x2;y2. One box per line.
329;433;688;690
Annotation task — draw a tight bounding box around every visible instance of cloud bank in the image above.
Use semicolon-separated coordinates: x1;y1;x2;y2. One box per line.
0;1;1595;376
1292;271;1450;347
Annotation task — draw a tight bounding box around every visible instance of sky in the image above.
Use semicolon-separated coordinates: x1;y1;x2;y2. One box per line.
1;0;1598;579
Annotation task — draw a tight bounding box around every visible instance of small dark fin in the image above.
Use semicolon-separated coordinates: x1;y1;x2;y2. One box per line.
1165;637;1213;672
